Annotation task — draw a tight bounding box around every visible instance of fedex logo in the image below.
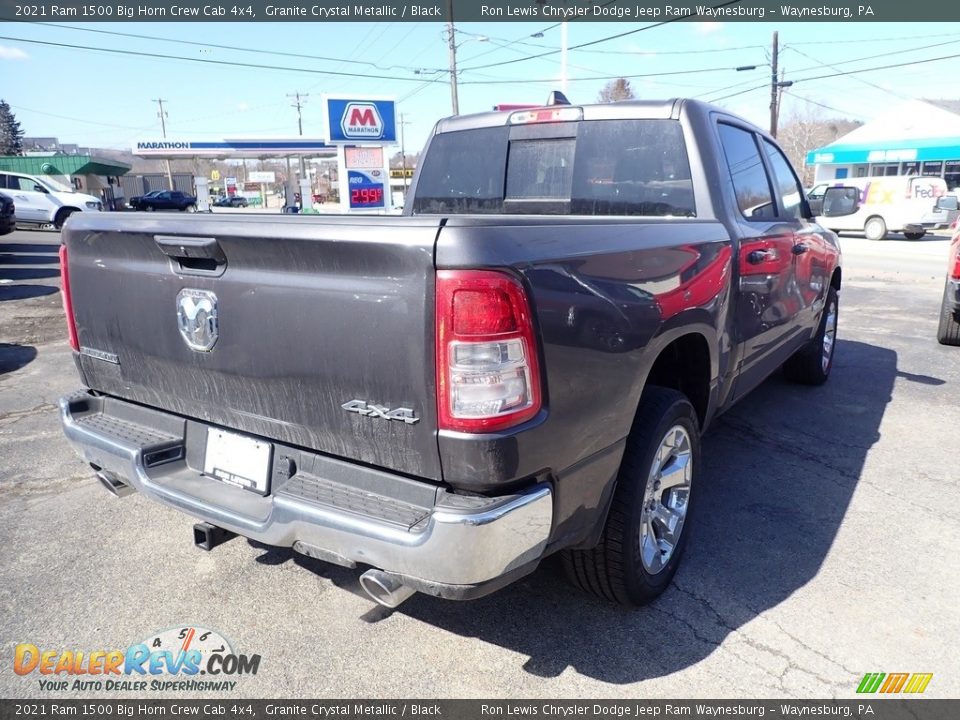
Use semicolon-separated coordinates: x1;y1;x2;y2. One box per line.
340;103;384;139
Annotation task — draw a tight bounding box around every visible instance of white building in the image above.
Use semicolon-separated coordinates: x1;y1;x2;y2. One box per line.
806;99;960;190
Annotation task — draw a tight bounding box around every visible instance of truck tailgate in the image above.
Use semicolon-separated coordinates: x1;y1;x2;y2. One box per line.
63;213;443;481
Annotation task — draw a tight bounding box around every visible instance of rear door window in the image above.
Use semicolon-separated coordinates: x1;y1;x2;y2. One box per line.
717;123;776;220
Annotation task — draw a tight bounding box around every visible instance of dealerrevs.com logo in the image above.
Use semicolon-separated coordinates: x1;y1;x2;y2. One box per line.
14;626;261;692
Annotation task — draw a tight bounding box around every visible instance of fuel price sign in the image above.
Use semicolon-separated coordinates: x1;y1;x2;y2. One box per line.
347;170;386;209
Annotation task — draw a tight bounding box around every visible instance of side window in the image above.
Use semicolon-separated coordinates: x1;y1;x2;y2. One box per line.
15;176;38;192
762;139;804;219
717;123;775;220
0;174;7;189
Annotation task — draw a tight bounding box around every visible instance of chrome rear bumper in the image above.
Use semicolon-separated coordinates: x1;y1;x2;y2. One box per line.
60;391;553;589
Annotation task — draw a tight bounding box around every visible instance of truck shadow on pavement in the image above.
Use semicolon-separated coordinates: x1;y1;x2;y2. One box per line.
296;337;894;682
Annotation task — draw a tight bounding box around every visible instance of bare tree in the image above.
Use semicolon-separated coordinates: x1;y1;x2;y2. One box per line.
777;106;862;186
597;78;636;104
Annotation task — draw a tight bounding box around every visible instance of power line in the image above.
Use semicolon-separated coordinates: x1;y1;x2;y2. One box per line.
0;34;438;82
783;45;911;99
7;103;153;131
30;21;446;74
780;91;862;119
459;64;763;86
459;0;745;72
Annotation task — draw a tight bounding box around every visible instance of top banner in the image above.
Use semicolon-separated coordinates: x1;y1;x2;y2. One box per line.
2;0;958;22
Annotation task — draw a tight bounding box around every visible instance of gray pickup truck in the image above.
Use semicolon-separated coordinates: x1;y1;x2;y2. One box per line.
59;99;849;608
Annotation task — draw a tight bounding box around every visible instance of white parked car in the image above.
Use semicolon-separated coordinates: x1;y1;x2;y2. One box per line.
0;170;102;229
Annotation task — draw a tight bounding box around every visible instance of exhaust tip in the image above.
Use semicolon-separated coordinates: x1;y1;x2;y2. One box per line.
360;569;416;608
94;468;135;497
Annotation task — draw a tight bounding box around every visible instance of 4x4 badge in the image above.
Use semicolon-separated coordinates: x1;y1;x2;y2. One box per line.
341;400;419;425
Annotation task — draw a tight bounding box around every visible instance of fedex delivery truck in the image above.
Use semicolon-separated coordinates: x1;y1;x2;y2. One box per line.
808;176;955;240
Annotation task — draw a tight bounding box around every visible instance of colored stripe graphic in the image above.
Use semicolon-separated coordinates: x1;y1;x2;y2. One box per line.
904;673;933;694
857;673;885;693
857;672;932;694
881;673;909;693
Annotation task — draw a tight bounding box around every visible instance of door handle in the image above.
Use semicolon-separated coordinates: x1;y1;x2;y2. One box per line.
792;243;809;255
747;249;776;264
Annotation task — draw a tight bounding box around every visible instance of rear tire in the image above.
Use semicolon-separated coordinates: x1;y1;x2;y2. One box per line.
562;387;700;606
864;216;887;241
937;280;960;346
904;231;925;240
144;205;154;212
784;286;838;385
186;204;197;213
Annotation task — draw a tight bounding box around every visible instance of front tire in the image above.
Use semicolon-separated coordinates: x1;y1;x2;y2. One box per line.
53;208;77;230
784;285;838;385
864;216;887;241
937;280;960;346
143;205;154;212
562;387;700;606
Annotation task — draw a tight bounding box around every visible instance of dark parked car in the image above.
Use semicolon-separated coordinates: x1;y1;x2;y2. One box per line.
0;192;15;235
213;195;249;208
58;99;851;609
937;219;960;345
129;190;197;212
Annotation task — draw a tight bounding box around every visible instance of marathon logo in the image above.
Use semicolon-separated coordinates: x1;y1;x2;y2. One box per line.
340;103;384;140
136;141;192;150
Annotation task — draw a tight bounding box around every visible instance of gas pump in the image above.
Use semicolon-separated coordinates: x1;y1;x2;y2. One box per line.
194;176;211;212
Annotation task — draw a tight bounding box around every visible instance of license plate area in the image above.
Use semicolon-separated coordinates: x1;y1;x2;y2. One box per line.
203;427;273;495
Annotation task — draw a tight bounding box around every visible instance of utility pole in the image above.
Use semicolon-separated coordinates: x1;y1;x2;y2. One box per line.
768;32;795;138
446;0;459;115
560;21;568;93
399;113;411;192
769;31;779;137
287;92;309;182
153;98;174;189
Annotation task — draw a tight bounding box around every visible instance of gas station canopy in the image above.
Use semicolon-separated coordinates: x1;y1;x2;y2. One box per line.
133;138;336;160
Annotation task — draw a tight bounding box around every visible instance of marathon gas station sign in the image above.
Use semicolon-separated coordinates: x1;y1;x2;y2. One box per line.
324;96;397;213
133;138;334;158
325;97;397;143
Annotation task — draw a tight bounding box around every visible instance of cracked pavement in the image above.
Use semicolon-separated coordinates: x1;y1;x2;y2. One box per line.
1;228;958;698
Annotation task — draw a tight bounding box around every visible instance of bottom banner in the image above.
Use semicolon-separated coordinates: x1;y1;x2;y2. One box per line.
0;700;957;720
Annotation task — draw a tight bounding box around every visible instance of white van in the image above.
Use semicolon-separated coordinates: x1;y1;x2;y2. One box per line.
808;176;954;240
0;171;102;230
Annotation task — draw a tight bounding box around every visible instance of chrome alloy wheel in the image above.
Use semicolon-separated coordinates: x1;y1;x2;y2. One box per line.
822;298;838;373
639;425;693;574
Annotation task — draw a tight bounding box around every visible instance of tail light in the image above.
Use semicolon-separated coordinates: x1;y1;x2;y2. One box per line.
436;270;542;432
59;244;79;351
951;246;960;280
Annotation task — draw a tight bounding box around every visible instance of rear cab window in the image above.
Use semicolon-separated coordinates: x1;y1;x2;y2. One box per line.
413;118;696;217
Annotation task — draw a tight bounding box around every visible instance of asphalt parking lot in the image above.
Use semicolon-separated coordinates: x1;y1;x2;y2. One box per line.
1;225;958;699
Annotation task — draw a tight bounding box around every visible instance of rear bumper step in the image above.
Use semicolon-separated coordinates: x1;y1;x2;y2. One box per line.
60;391;553;590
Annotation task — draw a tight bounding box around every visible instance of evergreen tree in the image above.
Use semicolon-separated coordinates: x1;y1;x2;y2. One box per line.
0;100;25;156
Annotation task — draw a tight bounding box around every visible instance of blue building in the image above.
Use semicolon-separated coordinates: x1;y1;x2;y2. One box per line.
807;99;960;190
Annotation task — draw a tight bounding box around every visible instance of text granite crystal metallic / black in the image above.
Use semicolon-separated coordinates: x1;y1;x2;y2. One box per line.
58;99;843;607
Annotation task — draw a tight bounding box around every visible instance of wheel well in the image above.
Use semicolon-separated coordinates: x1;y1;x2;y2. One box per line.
831;267;841;291
644;334;711;427
55;206;79;221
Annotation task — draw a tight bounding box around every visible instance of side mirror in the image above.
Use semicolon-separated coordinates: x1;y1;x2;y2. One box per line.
820;186;860;217
33;184;49;194
936;196;959;211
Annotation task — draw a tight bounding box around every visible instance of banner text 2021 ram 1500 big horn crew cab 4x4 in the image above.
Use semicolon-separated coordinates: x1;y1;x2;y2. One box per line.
59;100;851;608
